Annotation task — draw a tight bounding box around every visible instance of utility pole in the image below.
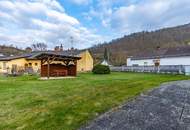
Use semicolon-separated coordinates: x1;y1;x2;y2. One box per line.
70;36;74;56
70;36;74;48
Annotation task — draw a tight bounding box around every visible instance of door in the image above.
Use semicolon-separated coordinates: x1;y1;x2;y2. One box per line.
12;64;17;74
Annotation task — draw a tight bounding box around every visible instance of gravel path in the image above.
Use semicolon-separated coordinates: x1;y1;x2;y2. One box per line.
80;80;190;130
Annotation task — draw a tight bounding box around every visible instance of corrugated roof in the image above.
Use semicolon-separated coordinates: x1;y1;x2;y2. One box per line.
0;50;84;61
131;46;190;60
0;53;32;61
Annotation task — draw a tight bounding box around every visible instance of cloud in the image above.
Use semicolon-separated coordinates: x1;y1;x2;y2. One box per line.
0;0;103;49
110;0;190;34
46;10;79;25
84;0;190;37
69;0;91;5
83;0;113;27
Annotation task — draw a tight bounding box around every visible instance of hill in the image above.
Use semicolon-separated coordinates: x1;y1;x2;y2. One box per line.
0;45;25;56
90;23;190;65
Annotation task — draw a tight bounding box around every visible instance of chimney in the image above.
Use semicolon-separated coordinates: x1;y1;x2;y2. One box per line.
54;46;60;52
70;47;74;56
60;44;63;51
156;46;160;50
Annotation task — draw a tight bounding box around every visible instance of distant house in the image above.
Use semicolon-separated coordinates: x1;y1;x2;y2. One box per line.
127;46;190;66
0;49;93;75
0;53;4;57
101;60;112;66
101;60;109;66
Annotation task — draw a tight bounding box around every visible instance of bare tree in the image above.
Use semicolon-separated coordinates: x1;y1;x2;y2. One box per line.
31;43;47;51
25;47;32;53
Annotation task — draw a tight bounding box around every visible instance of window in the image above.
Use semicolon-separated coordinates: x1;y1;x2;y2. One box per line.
35;63;38;66
25;63;28;67
153;59;160;67
29;63;32;67
12;64;17;73
3;62;6;70
132;64;139;67
144;62;148;66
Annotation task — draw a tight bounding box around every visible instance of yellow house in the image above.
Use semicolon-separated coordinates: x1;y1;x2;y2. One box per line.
77;50;93;72
0;50;93;74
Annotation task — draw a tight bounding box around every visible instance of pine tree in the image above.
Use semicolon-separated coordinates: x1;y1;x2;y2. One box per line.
104;48;109;61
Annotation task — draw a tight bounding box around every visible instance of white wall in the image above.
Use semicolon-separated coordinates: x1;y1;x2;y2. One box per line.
127;58;155;66
160;56;190;65
127;56;190;66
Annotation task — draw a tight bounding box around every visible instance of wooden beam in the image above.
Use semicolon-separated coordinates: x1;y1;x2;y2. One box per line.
40;59;43;77
49;56;56;64
41;59;48;65
63;60;70;66
41;55;50;65
74;60;77;76
74;60;77;65
41;56;56;65
47;57;50;79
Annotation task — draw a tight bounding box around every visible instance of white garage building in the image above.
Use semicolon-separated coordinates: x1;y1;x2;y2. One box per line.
127;46;190;66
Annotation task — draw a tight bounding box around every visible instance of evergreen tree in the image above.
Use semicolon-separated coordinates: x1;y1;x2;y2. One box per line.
104;48;109;61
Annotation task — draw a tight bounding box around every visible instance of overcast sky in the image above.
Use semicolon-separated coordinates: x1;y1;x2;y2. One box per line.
0;0;190;49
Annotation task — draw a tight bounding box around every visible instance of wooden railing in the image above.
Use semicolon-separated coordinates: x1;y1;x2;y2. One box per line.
110;65;190;75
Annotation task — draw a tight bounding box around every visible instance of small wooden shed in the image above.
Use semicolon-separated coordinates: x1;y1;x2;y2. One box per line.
36;52;81;78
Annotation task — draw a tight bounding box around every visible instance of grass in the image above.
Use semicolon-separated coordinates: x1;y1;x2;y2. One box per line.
0;72;189;130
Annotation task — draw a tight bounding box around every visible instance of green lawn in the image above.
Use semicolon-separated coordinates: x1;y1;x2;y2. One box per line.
0;72;189;130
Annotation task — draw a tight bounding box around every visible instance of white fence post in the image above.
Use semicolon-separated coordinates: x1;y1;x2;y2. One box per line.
184;66;190;75
122;66;124;71
110;65;187;75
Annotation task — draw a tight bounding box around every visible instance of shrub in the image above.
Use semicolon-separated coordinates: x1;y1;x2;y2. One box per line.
92;64;110;74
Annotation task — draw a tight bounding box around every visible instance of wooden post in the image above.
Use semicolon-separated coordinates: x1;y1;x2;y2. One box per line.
47;57;50;79
40;59;43;77
74;60;77;76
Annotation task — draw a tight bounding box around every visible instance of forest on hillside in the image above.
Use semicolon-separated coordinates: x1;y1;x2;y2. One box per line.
0;45;25;56
0;43;48;56
90;23;190;65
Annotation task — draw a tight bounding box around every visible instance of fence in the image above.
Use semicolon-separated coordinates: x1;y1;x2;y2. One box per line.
110;65;190;75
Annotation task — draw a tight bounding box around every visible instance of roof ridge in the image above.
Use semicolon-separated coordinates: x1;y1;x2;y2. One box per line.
132;46;190;60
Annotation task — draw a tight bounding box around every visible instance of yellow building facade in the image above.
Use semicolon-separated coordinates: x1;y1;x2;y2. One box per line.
77;50;94;72
0;50;93;74
0;58;41;74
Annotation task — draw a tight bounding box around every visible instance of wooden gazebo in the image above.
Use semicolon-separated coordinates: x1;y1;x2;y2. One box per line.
36;52;81;78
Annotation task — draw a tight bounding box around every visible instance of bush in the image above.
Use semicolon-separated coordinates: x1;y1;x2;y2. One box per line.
92;64;110;74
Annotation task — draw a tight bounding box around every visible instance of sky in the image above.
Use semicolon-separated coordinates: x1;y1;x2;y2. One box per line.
0;0;190;49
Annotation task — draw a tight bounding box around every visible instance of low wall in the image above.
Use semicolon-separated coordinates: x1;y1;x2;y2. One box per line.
110;65;190;75
184;66;190;75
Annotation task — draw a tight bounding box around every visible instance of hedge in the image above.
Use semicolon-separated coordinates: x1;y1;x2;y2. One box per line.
92;64;110;74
